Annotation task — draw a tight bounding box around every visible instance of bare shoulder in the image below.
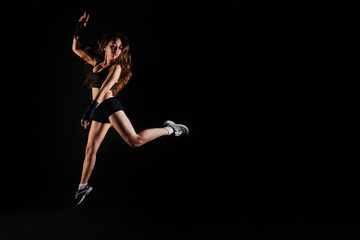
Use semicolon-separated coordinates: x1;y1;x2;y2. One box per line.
110;63;122;72
115;63;122;70
106;64;122;79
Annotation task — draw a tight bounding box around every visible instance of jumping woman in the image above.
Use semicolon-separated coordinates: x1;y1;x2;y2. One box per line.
72;12;189;206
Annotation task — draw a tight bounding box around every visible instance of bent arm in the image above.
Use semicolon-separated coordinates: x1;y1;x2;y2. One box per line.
72;38;99;66
93;64;122;102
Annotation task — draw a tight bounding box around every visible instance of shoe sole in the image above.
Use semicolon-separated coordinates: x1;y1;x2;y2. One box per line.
76;187;93;206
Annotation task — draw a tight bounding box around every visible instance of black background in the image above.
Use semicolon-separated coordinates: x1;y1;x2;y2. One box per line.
2;0;360;239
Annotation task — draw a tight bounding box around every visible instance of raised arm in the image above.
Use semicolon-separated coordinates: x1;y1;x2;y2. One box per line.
72;12;99;66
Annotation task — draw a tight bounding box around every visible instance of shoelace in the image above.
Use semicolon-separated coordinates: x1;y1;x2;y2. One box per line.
75;186;89;197
175;129;183;136
171;124;183;136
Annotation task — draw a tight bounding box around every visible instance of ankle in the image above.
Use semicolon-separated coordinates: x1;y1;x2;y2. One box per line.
78;183;88;190
164;126;174;135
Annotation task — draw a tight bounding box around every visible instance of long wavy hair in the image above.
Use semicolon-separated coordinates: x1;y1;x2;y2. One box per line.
83;33;132;96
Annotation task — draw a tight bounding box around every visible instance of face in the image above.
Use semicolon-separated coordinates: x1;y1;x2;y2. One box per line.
104;38;123;60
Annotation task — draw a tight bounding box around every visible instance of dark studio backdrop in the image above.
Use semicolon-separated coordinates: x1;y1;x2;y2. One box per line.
2;0;360;239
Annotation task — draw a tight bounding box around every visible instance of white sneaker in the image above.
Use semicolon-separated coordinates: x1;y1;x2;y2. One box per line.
75;184;93;206
164;120;189;137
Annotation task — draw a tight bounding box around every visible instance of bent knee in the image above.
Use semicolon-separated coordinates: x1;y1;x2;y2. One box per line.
128;135;144;148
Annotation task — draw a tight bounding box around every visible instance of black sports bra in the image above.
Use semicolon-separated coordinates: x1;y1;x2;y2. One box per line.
89;62;117;90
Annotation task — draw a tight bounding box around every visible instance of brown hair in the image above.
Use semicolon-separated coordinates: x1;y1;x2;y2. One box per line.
84;33;132;96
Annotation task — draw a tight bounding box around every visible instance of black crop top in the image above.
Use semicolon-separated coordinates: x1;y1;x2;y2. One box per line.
89;63;117;90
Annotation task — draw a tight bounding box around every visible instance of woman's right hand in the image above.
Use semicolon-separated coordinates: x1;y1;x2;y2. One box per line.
81;100;98;129
74;12;90;39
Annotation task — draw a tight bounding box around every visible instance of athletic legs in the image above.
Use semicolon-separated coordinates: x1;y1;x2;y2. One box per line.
109;110;169;148
80;121;112;184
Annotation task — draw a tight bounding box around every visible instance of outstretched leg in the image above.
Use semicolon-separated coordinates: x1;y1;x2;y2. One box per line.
109;110;169;147
80;121;112;184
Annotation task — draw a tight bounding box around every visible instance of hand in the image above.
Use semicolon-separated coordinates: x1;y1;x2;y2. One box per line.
80;100;98;129
81;119;90;129
74;12;90;39
78;12;89;27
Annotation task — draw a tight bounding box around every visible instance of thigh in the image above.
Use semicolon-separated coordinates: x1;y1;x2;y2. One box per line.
87;121;112;150
109;110;137;143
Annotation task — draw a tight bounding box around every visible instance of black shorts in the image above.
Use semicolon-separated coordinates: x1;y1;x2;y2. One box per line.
92;97;124;123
